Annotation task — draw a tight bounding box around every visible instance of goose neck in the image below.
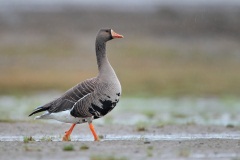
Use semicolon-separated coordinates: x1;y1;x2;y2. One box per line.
95;40;108;71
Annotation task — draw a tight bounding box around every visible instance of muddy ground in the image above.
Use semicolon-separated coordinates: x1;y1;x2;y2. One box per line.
0;122;239;160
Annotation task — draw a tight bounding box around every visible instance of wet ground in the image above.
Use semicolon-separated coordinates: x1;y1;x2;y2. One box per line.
0;94;240;159
0;122;240;160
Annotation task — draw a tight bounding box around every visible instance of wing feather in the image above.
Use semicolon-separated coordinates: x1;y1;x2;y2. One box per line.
48;77;97;113
29;77;97;116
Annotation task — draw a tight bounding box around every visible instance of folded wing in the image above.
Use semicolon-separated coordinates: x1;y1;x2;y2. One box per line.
29;77;97;116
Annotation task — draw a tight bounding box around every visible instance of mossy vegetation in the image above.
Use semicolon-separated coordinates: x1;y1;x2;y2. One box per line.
90;155;128;160
0;119;17;123
23;136;35;143
98;135;105;140
80;144;89;150
40;136;53;142
146;146;154;157
136;122;148;132
63;144;74;151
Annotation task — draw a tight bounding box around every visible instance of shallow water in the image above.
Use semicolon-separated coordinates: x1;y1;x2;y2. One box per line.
1;133;240;142
0;92;240;126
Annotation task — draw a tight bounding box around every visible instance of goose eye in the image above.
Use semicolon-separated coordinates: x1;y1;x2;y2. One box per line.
106;30;109;33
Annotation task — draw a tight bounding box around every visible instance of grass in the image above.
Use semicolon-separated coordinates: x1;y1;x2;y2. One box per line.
23;136;35;143
171;112;188;119
147;151;153;157
98;135;105;140
1;37;240;97
80;144;89;150
0;119;17;123
90;155;128;160
63;144;74;151
226;124;235;128
40;136;53;142
136;122;148;132
146;146;154;157
147;149;153;157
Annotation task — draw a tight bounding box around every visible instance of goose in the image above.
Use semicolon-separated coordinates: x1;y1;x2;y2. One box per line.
29;29;123;141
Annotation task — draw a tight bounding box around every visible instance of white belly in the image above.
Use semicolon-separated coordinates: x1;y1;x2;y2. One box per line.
39;110;87;124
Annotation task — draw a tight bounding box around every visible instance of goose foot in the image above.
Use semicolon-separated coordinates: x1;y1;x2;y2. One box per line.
62;123;76;141
62;135;71;141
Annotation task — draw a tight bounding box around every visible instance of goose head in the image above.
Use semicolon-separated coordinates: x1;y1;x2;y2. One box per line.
97;29;124;43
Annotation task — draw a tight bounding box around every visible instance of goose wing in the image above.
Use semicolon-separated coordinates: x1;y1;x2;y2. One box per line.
29;77;97;116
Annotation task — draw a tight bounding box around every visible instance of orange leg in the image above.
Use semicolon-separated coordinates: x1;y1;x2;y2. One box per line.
62;124;76;141
89;123;99;141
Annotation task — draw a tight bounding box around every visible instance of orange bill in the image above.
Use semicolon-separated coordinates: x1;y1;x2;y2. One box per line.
111;30;124;38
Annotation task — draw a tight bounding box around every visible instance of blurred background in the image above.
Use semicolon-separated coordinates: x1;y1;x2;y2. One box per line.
0;0;240;126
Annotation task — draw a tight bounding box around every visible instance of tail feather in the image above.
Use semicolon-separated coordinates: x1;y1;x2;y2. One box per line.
29;105;50;116
34;112;51;120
